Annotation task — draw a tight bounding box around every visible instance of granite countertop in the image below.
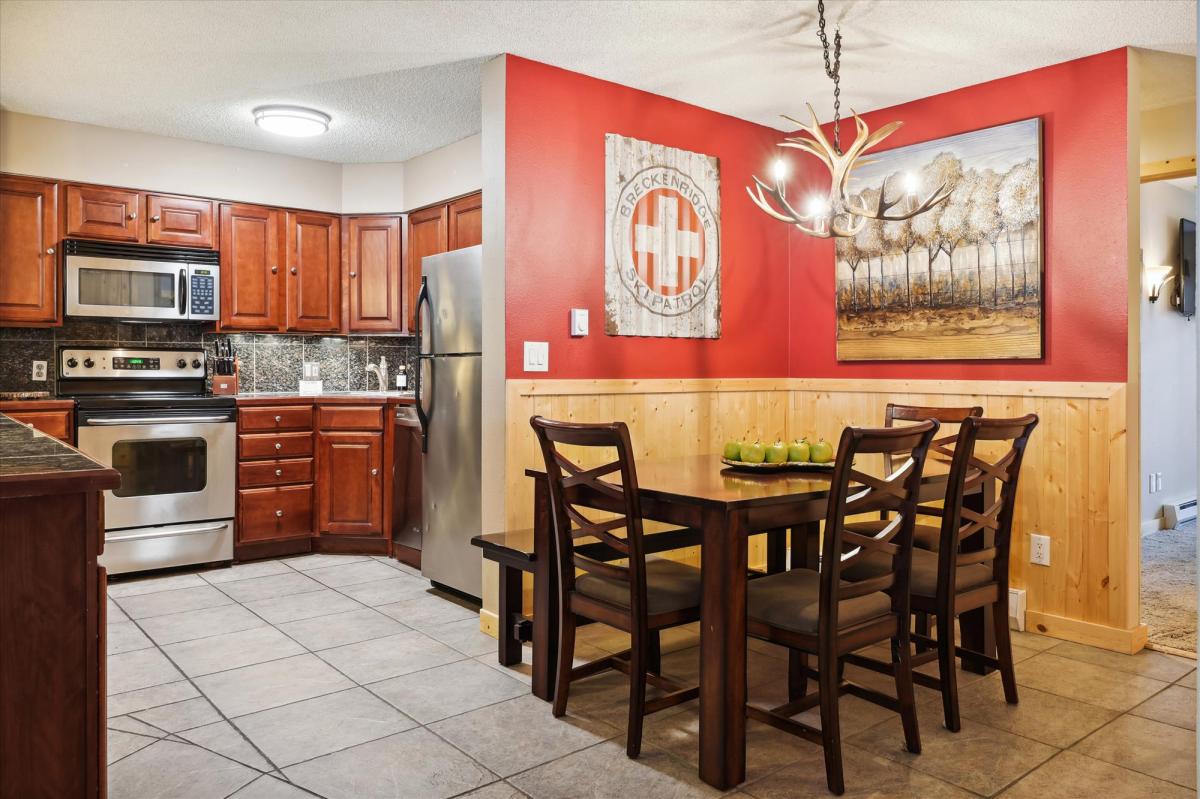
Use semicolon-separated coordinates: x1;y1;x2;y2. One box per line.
0;414;120;497
234;391;415;405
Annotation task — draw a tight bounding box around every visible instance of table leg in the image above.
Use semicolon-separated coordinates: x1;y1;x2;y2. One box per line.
959;479;997;675
531;475;559;700
765;529;787;574
790;521;821;570
497;563;523;666
699;508;747;790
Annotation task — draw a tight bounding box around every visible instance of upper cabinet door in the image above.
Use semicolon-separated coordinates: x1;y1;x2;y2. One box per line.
345;215;403;333
285;211;341;332
406;204;448;332
448;192;482;250
0;175;59;326
65;184;142;242
147;194;215;249
220;203;284;331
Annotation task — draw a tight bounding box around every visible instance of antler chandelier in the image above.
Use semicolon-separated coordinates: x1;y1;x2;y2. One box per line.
747;0;951;239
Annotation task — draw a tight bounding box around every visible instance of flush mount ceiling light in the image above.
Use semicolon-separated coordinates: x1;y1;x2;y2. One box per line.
252;105;331;137
747;0;950;239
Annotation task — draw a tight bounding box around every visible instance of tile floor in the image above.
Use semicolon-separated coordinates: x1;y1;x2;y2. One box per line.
106;554;1197;798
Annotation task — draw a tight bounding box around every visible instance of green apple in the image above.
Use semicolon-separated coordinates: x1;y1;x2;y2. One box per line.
787;438;810;462
739;440;766;464
809;438;834;464
722;440;742;460
765;440;788;464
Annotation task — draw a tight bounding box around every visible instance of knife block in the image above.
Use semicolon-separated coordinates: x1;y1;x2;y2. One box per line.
211;363;240;396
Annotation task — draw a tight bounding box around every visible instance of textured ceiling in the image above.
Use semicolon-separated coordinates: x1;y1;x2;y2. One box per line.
0;0;1194;163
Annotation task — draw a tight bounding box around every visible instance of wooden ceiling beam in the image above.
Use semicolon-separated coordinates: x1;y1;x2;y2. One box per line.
1140;155;1197;183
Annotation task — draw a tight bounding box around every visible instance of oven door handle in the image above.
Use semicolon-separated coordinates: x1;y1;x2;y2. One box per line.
106;522;230;543
85;415;232;425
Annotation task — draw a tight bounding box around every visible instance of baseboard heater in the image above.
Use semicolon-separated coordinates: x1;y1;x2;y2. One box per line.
1162;498;1198;529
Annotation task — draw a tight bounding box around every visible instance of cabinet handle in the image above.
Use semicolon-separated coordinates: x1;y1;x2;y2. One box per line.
349;271;357;278
271;266;278;274
290;267;298;275
274;415;282;422
275;468;283;477
274;442;282;450
150;215;161;222
45;247;55;255
275;510;283;517
371;468;378;476
128;211;137;220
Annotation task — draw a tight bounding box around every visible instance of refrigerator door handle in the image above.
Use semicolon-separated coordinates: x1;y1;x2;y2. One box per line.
415;277;432;357
415;355;432;453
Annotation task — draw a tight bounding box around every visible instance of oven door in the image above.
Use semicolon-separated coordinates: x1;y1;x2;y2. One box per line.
76;411;235;531
66;255;189;321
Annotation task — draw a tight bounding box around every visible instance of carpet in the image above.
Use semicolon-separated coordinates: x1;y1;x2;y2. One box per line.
1141;519;1197;654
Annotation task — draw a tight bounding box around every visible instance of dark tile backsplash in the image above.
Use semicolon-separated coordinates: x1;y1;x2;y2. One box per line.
0;321;415;395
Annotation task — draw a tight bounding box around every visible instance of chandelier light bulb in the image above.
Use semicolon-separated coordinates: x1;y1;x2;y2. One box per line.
903;172;920;194
805;195;831;219
771;159;789;183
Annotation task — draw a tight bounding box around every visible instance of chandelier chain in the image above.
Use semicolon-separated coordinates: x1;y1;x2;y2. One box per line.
816;0;842;154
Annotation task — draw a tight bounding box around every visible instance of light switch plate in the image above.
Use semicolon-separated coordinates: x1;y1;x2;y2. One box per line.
569;308;589;337
31;361;47;381
523;341;549;372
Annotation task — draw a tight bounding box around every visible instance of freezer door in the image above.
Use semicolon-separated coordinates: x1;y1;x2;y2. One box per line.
420;353;483;598
421;245;482;355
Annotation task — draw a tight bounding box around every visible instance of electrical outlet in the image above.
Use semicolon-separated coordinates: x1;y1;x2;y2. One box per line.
31;361;47;381
1030;533;1051;566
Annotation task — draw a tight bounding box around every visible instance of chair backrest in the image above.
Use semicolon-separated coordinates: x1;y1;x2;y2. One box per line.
529;416;649;617
931;414;1039;594
820;420;939;635
883;403;983;473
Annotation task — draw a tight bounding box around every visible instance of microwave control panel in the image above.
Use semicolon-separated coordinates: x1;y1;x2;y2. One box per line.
189;268;217;319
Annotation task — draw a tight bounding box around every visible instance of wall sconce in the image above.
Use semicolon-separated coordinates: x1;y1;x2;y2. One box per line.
1146;266;1176;303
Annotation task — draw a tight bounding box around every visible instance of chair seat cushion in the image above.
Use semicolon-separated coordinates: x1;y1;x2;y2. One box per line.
841;548;994;597
747;568;892;635
845;519;942;551
575;558;702;615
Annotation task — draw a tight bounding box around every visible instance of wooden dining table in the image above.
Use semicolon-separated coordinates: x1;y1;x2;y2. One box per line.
526;453;997;791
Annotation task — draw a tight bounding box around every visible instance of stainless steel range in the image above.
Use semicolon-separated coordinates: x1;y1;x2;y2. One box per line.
60;346;235;575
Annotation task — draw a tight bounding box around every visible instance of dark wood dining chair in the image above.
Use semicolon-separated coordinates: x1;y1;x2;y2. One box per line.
844;414;1039;733
744;420;938;795
529;416;701;758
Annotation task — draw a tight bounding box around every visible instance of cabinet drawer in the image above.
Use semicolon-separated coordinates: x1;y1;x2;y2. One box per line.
239;458;314;488
317;405;384;431
6;410;72;443
238;485;313;542
240;405;313;432
238;431;312;460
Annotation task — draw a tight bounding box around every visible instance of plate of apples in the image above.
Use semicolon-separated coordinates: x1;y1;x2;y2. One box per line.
720;437;835;472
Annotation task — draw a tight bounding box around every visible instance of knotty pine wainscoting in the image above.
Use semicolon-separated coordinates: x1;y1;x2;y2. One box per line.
481;378;1143;654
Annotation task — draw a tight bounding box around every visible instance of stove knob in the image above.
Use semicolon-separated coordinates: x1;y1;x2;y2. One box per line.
177;358;187;369
66;357;78;368
83;358;94;369
191;359;202;369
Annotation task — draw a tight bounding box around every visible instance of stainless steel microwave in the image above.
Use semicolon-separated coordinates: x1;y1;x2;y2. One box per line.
63;239;220;322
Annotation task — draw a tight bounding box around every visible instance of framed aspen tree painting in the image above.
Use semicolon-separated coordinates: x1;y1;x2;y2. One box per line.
834;117;1043;361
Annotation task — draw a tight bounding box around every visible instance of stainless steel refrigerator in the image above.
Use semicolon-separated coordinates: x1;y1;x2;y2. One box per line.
415;245;483;599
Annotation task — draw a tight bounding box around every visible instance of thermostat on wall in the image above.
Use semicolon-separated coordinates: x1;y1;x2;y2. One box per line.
569;309;589;337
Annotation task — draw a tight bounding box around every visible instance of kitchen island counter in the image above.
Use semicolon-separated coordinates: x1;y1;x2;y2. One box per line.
0;412;118;497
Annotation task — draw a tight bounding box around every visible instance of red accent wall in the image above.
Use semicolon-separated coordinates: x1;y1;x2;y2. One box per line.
505;49;1129;382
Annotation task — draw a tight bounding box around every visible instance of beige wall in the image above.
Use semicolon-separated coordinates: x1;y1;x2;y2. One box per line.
340;162;406;214
402;133;481;211
1141;103;1196;164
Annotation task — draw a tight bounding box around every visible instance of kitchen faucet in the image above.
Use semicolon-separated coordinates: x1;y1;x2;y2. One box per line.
366;357;388;392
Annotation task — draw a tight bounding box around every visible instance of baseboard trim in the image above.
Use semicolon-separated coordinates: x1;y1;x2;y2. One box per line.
1025;610;1148;654
1141;517;1164;536
479;608;499;639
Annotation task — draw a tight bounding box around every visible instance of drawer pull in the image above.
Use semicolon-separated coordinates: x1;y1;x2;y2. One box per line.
128;211;137;220
371;468;378;476
271;266;278;274
275;510;283;517
275;468;283;477
46;247;55;255
275;415;282;422
275;442;282;450
150;214;161;222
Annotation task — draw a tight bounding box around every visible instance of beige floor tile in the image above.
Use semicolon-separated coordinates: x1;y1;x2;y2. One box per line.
456;783;528;799
107;739;259;799
510;738;722;799
1010;630;1062;652
1047;640;1195;682
955;675;1119;747
1072;714;1196;789
741;743;974;798
999;750;1194;798
114;584;233;619
642;707;803;784
1015;652;1169;711
848;700;1057;796
1129;684;1196;730
176;719;275;771
1175;668;1196;688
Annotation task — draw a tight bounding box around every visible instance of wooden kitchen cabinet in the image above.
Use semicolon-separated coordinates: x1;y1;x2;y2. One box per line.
147;193;215;248
234;402;314;559
65;184;142;242
0;401;74;444
0;174;59;326
285;211;341;332
317;431;384;536
345;215;403;332
220;202;285;331
448;192;483;250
